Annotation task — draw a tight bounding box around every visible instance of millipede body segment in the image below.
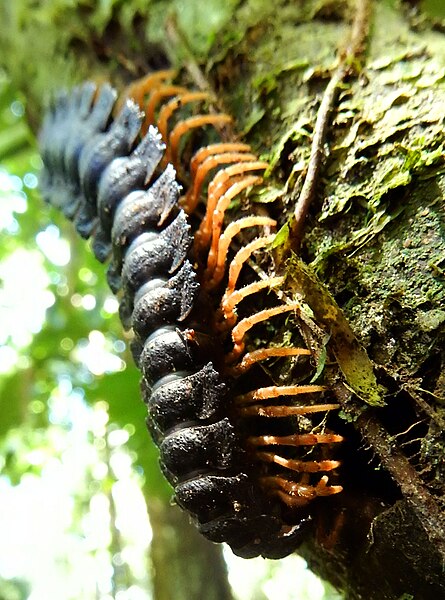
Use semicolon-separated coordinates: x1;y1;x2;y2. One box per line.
39;70;343;559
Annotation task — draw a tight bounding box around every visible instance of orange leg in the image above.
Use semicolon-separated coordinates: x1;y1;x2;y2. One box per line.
275;491;312;508
207;217;276;290
249;432;344;445
257;452;341;473
117;69;176;113
225;235;276;297
220;277;284;327
144;85;188;128
241;405;343;418
232;347;311;375
165;114;233;169
193;175;244;253
261;475;316;507
196;160;269;251
183;151;257;214
312;476;343;497
157;91;210;143
226;303;301;363
236;385;328;404
205;177;263;276
262;475;343;507
190;143;251;178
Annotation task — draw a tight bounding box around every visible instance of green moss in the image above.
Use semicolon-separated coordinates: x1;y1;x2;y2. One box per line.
0;0;171;121
187;0;445;396
286;257;386;407
216;1;445;383
421;0;445;20
314;175;445;375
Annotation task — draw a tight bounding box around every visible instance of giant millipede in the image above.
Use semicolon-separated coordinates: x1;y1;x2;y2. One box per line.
38;70;343;559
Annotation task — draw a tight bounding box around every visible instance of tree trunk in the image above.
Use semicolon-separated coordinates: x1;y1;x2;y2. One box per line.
149;499;233;600
1;1;444;598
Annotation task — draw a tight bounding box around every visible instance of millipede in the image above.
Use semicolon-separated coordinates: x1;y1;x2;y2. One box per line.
38;70;343;559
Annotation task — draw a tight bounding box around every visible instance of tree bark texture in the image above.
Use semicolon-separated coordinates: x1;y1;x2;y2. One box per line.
1;1;444;599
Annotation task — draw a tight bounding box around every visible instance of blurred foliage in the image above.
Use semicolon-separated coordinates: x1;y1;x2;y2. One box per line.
0;576;29;600
421;0;445;19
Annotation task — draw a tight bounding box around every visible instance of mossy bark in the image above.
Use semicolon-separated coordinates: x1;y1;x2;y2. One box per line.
1;1;444;598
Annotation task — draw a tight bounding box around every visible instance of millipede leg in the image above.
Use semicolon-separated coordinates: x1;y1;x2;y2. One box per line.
144;85;188;127
257;451;341;473
165;114;233;169
183;151;257;214
249;432;344;445
219;277;284;327
225;235;276;296
262;475;343;507
193;175;243;252
275;491;313;508
205;177;263;276
226;303;301;362
240;405;344;418
232;347;311;374
262;475;318;507
190;143;251;178
157;92;210;145
195;160;269;251
236;385;328;403
208;217;276;290
312;475;343;497
119;69;176;113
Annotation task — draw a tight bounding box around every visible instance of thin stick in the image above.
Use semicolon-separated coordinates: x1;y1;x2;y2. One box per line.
165;15;236;141
289;0;372;251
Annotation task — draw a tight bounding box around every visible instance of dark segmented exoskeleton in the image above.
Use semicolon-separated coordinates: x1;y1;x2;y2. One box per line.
38;71;343;559
39;83;117;218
